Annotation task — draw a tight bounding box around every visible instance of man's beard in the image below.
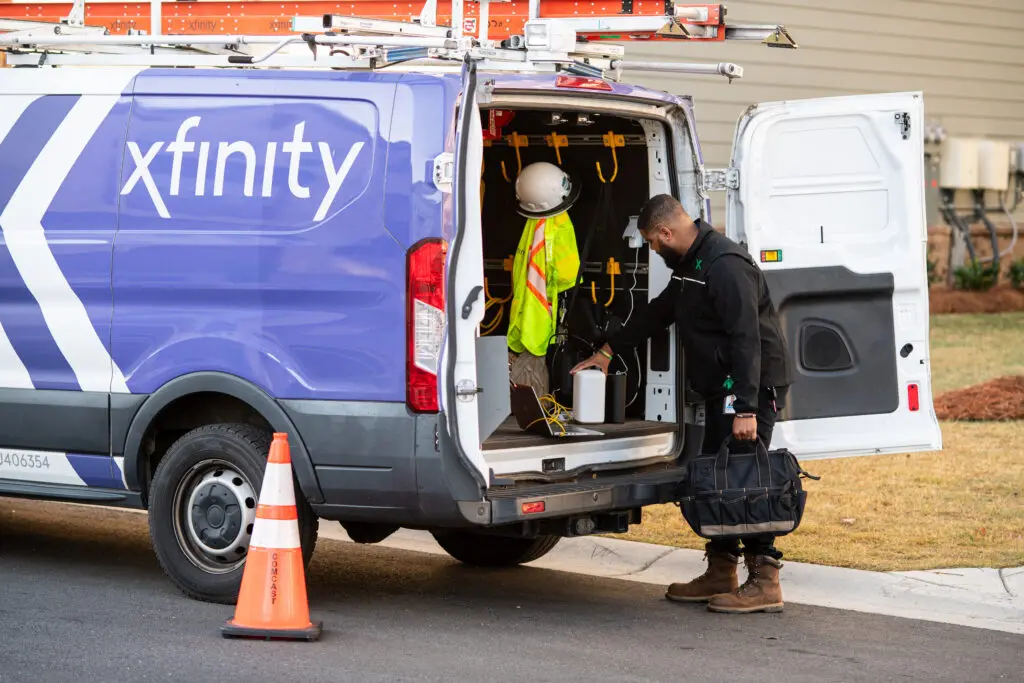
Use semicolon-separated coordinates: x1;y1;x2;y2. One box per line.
655;244;685;270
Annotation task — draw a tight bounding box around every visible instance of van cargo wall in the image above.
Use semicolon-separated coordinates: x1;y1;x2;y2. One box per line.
480;126;651;415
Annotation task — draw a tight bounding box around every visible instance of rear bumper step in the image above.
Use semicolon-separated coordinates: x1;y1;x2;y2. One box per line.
483;463;686;526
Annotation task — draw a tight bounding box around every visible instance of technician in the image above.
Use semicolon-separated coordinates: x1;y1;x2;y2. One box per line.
570;194;794;614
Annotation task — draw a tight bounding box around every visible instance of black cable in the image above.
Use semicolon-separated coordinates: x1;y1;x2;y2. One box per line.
972;189;1001;275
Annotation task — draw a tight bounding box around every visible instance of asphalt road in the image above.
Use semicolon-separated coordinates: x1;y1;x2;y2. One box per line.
1;498;1020;683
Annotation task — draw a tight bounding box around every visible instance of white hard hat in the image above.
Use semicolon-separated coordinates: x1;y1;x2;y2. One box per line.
514;161;581;219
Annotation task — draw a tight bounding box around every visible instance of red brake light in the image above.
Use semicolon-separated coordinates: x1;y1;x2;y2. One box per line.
522;501;546;515
907;383;920;412
407;238;447;413
554;75;614;92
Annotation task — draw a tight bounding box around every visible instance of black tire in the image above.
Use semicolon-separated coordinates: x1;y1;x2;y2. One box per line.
147;423;318;604
430;531;561;567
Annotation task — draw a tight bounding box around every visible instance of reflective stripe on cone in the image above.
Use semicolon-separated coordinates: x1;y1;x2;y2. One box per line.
221;432;322;641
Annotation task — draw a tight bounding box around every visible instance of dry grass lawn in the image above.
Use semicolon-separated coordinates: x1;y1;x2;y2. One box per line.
613;312;1024;572
929;312;1024;394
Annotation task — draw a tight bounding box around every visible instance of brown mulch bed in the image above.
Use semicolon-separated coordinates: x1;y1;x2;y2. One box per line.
930;286;1024;315
934;376;1024;421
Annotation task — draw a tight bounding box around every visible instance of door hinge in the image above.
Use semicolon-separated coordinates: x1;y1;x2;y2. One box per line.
477;79;495;106
456;379;481;402
701;167;739;192
895;112;911;140
433;152;454;193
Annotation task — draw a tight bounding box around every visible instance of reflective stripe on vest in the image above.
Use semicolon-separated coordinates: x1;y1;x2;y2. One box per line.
507;211;580;357
525;218;550;313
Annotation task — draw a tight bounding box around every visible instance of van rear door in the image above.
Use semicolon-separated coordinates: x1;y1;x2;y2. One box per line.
439;58;489;486
725;91;943;460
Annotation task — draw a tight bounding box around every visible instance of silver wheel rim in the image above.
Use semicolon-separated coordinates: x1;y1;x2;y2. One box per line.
172;459;258;574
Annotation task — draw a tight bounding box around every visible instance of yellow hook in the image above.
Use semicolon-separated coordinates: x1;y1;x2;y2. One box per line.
596;131;624;184
605;257;620;307
546;132;568;165
501;132;529;183
480;156;486;204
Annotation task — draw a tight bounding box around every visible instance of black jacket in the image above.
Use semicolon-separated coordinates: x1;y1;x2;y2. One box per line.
608;220;792;414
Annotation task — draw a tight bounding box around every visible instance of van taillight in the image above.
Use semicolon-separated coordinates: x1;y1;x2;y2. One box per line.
908;383;920;412
407;238;448;413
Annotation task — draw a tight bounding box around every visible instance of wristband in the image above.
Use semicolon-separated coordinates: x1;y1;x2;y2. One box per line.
599;348;613;360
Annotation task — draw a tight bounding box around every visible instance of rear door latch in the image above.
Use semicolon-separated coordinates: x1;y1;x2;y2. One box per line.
433;152;454;193
895;112;911;140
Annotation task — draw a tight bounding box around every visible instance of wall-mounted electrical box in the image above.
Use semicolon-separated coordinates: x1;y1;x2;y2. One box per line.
938;137;980;190
977;139;1011;192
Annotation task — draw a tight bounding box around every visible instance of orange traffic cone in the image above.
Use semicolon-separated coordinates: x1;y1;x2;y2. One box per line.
221;432;322;641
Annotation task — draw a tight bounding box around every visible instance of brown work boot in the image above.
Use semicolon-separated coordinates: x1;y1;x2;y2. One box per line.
665;543;740;603
707;553;784;614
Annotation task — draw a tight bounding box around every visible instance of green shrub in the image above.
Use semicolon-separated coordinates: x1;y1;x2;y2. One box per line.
1010;258;1024;290
953;261;998;291
927;256;940;285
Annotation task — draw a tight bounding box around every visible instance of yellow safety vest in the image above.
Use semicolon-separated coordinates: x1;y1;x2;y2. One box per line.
507;211;580;357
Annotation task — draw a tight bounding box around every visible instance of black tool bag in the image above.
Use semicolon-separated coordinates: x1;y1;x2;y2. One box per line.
678;436;819;541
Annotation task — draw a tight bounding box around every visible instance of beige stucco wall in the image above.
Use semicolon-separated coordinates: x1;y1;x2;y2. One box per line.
617;0;1024;278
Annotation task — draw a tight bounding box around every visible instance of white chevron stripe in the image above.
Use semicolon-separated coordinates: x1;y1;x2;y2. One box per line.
0;77;142;394
0;95;42;390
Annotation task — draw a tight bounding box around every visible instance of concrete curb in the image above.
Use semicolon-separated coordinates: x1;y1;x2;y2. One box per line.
318;525;1024;635
68;502;1023;634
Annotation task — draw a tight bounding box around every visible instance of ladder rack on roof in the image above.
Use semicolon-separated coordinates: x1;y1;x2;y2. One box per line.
0;0;797;45
0;1;796;80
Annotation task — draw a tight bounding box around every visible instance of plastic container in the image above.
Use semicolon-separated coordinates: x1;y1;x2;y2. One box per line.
605;372;627;424
573;369;607;424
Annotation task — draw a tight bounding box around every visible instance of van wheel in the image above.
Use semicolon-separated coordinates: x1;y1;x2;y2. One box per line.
147;423;318;604
431;531;560;567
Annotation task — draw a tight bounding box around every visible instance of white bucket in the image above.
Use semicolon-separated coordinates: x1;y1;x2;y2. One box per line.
573;370;606;424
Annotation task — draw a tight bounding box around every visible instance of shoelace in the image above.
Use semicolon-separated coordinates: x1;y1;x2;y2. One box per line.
736;560;765;596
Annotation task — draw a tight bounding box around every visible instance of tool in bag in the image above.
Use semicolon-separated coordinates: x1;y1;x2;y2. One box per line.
677;435;820;541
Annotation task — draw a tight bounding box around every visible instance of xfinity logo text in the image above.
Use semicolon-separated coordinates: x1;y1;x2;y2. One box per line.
121;116;364;222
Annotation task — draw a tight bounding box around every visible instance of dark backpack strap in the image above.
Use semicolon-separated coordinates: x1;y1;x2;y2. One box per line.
559;182;613;334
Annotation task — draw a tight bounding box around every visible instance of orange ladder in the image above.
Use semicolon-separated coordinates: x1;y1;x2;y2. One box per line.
0;1;784;44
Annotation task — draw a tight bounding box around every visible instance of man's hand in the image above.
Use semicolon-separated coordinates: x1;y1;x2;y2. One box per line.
732;415;757;441
570;344;612;376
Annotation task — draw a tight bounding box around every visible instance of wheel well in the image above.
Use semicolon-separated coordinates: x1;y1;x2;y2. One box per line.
139;392;271;505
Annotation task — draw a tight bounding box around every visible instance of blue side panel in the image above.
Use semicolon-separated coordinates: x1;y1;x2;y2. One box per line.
0;96;83;390
384;74;460;247
113;70;406;402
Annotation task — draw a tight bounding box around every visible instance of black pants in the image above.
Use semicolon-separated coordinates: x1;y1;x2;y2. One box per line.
701;385;787;561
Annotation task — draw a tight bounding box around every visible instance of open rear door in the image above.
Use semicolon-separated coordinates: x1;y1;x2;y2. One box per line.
726;91;942;460
440;57;489;486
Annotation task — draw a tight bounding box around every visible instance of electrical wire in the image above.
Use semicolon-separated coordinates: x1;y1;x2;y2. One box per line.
623;241;642;409
997;178;1021;260
480;277;512;336
524;393;571;435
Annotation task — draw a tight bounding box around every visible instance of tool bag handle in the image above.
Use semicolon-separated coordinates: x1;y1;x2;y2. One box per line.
714;434;772;489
